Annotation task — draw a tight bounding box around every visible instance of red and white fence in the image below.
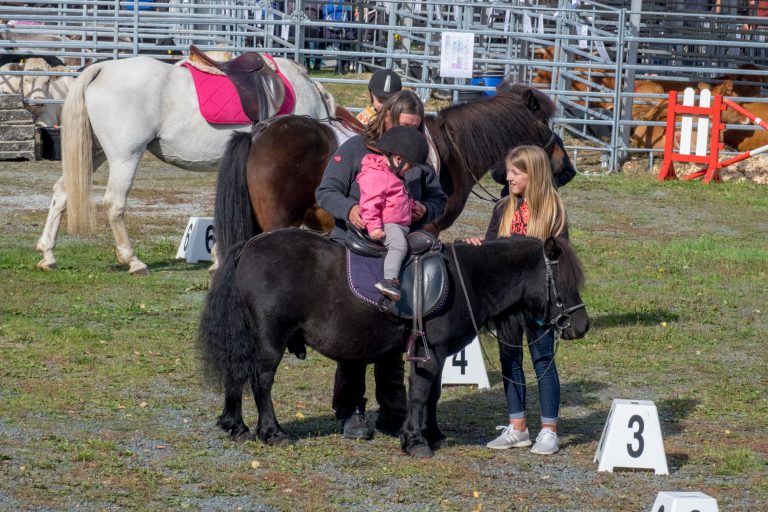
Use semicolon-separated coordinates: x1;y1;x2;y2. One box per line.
657;88;767;184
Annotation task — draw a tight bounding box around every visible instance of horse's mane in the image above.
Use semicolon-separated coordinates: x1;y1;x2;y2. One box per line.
427;95;551;176
551;237;585;292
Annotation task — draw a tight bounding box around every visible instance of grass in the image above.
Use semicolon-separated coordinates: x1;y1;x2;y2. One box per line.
0;157;766;510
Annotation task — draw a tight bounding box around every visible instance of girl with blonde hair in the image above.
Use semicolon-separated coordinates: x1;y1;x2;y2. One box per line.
466;144;569;455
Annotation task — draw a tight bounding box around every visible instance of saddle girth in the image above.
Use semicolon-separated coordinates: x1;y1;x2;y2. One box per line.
189;45;285;123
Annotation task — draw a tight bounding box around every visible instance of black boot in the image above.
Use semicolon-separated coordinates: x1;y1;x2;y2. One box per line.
375;278;401;302
340;406;373;440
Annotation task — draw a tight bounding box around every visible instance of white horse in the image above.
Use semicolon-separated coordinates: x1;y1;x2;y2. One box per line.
36;55;335;274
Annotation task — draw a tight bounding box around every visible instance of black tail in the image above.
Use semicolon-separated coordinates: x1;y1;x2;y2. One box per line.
198;243;255;389
214;132;260;257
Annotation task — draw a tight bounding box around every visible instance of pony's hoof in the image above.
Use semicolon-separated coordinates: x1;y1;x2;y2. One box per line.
230;427;253;442
401;432;434;458
37;259;57;271
426;428;447;450
263;430;290;446
407;443;434;458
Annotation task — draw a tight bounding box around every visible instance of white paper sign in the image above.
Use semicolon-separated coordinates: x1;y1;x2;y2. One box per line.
439;31;475;79
522;13;533;33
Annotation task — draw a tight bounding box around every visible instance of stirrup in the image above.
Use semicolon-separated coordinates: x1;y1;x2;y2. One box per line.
405;330;431;363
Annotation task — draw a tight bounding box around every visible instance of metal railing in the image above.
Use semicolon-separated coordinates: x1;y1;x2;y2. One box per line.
2;0;766;171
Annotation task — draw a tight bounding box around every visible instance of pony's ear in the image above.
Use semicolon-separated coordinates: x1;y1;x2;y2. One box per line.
521;89;541;112
544;237;562;261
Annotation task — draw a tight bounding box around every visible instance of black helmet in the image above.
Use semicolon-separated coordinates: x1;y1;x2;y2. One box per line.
377;126;429;165
368;69;402;100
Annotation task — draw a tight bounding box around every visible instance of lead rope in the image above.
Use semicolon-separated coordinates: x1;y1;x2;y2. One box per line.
450;243;560;386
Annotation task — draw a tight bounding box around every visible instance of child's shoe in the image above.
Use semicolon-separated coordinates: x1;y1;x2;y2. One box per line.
530;428;559;455
486;425;532;449
375;278;401;302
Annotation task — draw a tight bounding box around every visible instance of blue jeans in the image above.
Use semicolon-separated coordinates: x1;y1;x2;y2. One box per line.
499;321;560;424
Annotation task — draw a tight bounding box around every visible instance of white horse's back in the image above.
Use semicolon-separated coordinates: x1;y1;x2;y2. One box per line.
40;54;334;274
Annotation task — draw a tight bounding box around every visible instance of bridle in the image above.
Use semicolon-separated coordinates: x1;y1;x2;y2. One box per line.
542;251;586;333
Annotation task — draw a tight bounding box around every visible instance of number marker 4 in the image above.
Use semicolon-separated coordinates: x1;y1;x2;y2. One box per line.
593;399;669;474
441;336;490;389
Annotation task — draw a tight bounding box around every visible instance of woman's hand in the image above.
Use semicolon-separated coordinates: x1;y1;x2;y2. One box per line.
369;228;385;240
348;204;365;229
411;201;427;221
464;237;484;246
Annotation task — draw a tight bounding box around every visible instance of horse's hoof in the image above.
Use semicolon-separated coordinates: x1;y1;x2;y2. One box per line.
264;430;290;446
129;264;149;276
36;259;57;271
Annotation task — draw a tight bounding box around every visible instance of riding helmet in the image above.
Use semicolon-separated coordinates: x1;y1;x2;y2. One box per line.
368;69;402;100
377;126;429;165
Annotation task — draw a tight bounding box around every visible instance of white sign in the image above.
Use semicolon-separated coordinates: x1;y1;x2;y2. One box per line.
442;337;490;389
439;31;475;79
176;216;215;263
651;491;719;512
594;399;669;474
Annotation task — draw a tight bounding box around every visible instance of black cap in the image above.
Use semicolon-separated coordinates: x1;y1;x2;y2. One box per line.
368;69;402;100
377;126;429;165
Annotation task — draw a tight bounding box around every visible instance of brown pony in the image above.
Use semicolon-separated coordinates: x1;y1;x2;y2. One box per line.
213;88;574;256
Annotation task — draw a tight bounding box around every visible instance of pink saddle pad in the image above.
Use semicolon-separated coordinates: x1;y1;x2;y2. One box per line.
183;56;296;125
182;62;249;125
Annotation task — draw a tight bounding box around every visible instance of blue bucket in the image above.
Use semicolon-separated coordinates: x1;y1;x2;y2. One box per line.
470;76;504;96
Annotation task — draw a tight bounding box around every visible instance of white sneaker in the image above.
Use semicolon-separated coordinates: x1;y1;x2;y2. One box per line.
530;428;559;455
486;425;532;449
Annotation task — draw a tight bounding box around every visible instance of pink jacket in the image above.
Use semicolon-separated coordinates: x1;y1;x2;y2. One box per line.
356;154;413;232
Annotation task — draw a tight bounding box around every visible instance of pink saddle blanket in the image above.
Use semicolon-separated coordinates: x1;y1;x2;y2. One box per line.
182;57;296;125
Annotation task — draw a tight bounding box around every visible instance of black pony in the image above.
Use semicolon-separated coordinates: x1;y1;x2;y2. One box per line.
198;228;589;457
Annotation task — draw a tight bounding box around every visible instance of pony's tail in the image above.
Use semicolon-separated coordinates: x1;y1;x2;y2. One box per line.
214;132;259;257
62;63;102;234
198;243;255;389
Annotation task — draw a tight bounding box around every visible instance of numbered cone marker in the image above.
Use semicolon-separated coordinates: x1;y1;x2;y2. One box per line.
651;491;719;512
594;399;669;474
176;217;215;263
441;336;490;389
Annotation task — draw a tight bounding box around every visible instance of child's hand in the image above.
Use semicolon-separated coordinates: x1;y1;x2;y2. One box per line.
464;237;484;246
369;228;385;240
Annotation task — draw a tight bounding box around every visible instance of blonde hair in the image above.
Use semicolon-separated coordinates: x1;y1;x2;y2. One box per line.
498;145;566;240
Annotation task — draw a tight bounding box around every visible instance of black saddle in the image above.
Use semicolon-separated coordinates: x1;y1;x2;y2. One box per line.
344;222;448;320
